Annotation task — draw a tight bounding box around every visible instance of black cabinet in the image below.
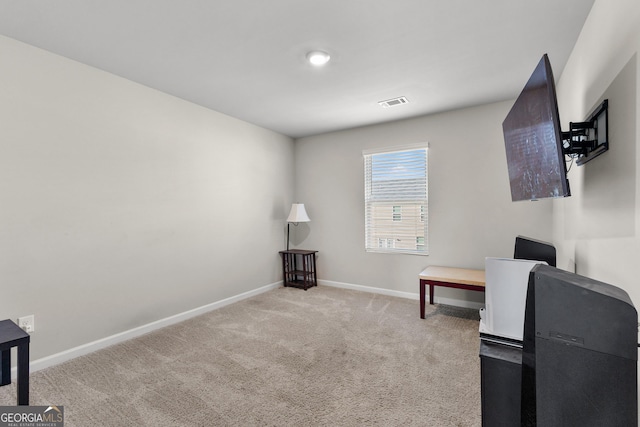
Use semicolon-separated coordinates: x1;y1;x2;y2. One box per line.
479;340;522;427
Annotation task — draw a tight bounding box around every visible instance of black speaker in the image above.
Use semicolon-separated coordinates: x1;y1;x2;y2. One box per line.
521;265;637;426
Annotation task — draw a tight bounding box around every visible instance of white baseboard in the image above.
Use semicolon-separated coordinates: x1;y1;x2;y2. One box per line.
12;278;482;379
11;281;282;379
319;279;485;310
319;279;418;300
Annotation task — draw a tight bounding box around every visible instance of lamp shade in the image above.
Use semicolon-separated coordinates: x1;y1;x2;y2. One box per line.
287;203;310;223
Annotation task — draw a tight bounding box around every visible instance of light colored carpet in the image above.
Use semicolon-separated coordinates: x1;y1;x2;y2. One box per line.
0;286;482;426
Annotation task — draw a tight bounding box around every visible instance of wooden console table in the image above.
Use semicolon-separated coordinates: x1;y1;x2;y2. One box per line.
0;319;30;405
279;249;318;290
419;266;485;318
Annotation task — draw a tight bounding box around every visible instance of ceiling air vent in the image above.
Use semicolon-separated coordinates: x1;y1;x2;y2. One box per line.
378;96;409;108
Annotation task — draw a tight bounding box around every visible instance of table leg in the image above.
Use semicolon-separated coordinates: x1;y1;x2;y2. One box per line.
429;283;435;305
0;349;9;386
420;279;426;319
302;254;309;290
281;253;287;287
16;343;29;405
312;254;318;287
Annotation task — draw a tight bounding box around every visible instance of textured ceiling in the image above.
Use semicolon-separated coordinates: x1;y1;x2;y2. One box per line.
0;0;595;138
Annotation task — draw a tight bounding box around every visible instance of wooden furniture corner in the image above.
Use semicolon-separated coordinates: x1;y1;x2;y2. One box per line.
419;266;485;318
0;319;30;405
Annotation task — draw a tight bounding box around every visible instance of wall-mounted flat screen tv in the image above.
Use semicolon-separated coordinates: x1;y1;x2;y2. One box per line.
503;54;570;201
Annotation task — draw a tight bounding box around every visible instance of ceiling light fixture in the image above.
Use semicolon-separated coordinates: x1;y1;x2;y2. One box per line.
307;50;331;66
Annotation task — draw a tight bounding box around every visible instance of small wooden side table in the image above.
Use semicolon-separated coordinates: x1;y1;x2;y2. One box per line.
0;319;30;405
279;249;318;290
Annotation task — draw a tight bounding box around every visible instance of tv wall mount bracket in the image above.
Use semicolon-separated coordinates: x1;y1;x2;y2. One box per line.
562;99;609;166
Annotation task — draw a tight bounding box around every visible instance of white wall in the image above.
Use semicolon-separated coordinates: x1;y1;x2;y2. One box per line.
7;0;636;365
294;101;553;305
553;0;640;306
0;35;295;361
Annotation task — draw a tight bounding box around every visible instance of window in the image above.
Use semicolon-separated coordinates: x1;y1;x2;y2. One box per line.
364;145;428;255
392;205;402;222
378;238;396;249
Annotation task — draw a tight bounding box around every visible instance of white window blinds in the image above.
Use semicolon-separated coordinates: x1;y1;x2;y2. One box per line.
364;145;428;255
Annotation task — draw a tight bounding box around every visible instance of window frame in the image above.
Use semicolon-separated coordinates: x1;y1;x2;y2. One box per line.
363;143;429;256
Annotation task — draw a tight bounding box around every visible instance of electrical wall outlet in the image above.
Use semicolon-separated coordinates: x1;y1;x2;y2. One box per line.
17;315;35;333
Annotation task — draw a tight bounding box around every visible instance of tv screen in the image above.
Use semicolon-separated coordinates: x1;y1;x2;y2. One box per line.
503;54;570;201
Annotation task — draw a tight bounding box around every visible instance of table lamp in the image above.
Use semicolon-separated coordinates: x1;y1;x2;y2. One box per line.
286;203;310;250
